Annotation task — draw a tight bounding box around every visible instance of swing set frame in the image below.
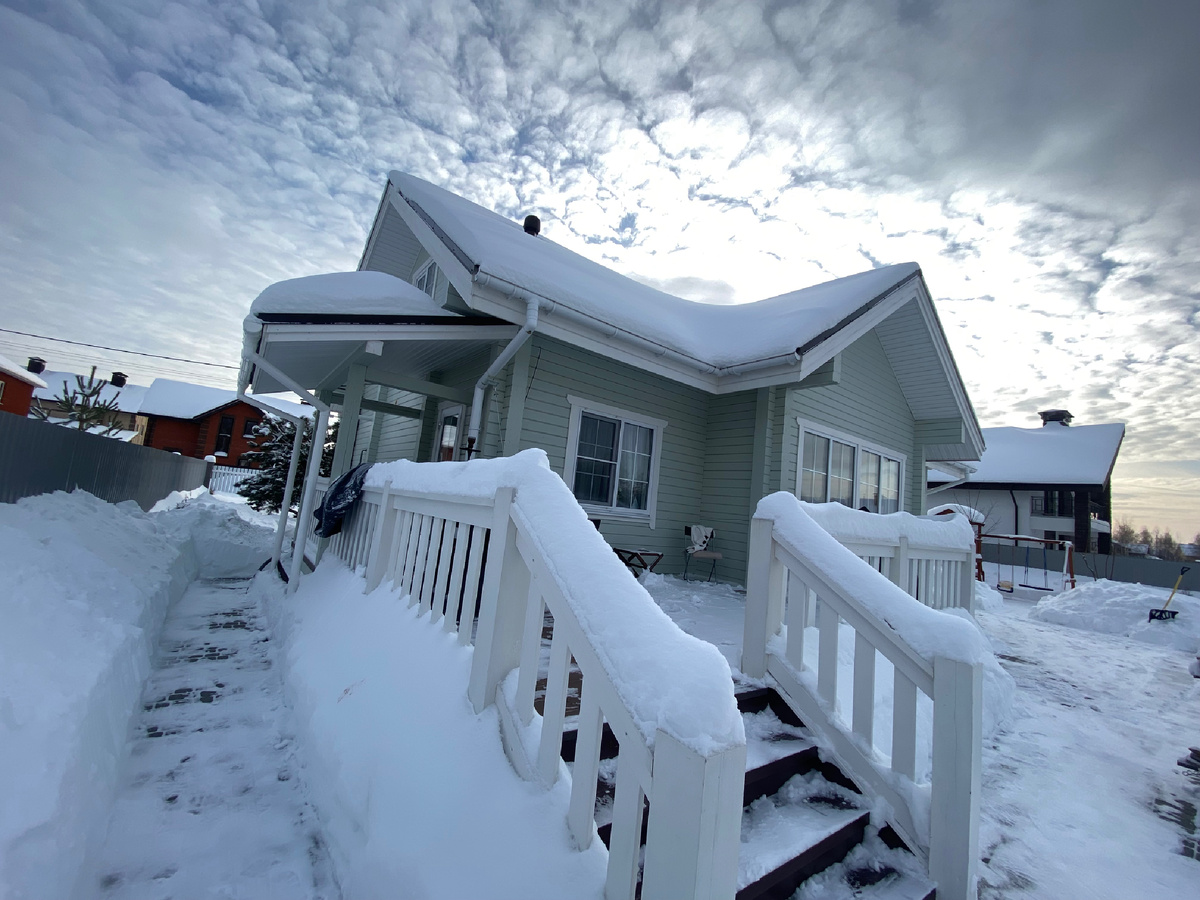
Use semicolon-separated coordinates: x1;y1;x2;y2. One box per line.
984;533;1076;594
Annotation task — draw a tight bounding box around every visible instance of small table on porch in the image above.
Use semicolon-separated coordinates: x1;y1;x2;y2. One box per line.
612;548;664;578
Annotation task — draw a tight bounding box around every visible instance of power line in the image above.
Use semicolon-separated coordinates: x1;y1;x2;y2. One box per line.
0;327;239;370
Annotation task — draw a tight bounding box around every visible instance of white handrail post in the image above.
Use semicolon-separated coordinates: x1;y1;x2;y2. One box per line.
929;655;983;900
364;481;395;593
468;487;529;713
893;534;910;594
288;406;329;593
742;514;778;678
960;550;976;613
642;731;746;900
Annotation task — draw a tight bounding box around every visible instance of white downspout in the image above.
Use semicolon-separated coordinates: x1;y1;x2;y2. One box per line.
465;291;539;457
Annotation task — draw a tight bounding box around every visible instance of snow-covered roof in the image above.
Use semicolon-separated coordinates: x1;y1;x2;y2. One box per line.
391;172;921;370
250;271;454;320
0;353;47;389
933;421;1125;487
32;370;146;410
138;379;310;420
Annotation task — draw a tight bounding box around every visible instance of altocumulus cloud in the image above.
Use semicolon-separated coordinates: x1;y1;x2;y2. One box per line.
0;0;1197;532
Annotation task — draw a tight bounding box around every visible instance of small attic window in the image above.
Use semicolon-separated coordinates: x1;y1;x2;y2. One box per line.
415;261;439;298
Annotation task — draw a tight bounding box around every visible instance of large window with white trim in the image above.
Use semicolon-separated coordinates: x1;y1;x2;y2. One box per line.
797;422;905;513
564;396;666;525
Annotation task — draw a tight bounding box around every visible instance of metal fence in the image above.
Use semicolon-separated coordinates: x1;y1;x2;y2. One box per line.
981;541;1198;592
0;414;209;511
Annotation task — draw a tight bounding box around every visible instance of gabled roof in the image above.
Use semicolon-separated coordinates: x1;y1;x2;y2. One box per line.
33;370;146;411
138;379;309;421
0;353;47;389
389;171;922;373
930;421;1125;489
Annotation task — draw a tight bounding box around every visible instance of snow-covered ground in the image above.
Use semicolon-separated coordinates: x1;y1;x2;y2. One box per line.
5;487;1197;900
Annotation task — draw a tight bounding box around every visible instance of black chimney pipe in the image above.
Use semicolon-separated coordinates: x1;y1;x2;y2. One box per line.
27;357;46;374
523;215;541;236
111;372;128;388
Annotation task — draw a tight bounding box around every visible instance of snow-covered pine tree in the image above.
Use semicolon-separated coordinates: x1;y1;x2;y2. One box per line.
237;416;337;513
31;366;124;435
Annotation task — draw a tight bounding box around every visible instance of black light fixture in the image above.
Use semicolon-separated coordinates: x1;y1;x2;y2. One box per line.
27;357;46;374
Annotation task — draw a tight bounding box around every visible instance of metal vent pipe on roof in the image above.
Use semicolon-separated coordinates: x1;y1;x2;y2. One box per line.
27;357;46;374
523;215;541;236
110;372;128;388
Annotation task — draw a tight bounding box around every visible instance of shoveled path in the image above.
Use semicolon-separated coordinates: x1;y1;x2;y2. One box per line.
88;576;339;899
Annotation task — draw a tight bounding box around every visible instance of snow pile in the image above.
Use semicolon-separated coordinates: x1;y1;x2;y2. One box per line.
0;492;195;900
1029;579;1200;652
974;580;1006;611
261;562;607;899
928;502;985;525
367;449;744;755
250;270;451;319
757;493;991;666
0;491;277;900
154;493;274;577
799;500;975;552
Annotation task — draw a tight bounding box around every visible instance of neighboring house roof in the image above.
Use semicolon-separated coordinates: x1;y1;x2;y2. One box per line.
929;421;1125;490
33;370;147;411
0;353;47;389
138;378;310;420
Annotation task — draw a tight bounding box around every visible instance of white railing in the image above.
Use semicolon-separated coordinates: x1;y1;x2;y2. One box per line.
802;502;977;613
743;493;983;900
320;453;746;900
301;476;330;564
208;463;254;495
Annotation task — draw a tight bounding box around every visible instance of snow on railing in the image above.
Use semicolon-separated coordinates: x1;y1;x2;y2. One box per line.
743;493;985;900
323;450;746;900
207;464;254;495
801;501;978;613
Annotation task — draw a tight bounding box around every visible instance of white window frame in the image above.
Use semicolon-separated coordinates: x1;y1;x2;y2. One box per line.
414;260;439;298
795;418;907;513
564;395;667;527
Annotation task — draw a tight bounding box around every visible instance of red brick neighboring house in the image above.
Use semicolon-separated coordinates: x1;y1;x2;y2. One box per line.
0;353;46;417
137;379;307;467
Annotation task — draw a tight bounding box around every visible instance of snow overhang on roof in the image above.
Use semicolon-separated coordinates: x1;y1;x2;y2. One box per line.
942;421;1126;489
0;353;47;389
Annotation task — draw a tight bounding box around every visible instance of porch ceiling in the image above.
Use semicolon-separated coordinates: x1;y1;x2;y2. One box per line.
247;322;518;394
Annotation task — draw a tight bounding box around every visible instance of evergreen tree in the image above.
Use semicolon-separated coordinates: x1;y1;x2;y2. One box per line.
237;416;337;513
31;367;124;435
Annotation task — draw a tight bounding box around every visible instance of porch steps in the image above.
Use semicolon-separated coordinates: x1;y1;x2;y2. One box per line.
561;685;935;900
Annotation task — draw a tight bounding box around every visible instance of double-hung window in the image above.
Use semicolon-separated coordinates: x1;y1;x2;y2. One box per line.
564;396;665;525
797;421;904;513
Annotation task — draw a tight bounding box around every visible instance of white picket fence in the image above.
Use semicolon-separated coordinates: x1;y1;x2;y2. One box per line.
743;494;982;900
315;457;746;900
802;503;978;613
207;464;254;495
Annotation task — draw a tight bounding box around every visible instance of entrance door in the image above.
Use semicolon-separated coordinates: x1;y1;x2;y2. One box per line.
436;403;464;461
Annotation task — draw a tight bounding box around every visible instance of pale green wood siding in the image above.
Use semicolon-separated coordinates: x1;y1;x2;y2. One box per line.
514;334;708;574
785;329;922;514
361;202;422;279
372;388;425;462
699;391;759;581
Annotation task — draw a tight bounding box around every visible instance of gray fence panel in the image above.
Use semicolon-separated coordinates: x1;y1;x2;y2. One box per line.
981;541;1199;592
0;414;208;511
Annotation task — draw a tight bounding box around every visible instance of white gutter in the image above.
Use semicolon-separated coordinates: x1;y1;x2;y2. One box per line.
241;341;332;592
465;276;540;456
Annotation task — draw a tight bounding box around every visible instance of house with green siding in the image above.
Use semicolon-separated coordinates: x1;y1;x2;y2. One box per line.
240;172;984;584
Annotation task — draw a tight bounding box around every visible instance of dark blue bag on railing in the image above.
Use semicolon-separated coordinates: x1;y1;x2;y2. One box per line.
313;463;371;538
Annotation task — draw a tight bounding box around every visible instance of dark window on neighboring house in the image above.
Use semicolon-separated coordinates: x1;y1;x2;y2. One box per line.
214;415;235;455
0;381;6;402
1032;490;1074;517
243;418;261;438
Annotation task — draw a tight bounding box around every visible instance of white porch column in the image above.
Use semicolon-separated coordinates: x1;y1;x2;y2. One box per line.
272;419;306;568
329;363;367;478
288;406;329;592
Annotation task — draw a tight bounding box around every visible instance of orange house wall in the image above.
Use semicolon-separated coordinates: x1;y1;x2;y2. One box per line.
143;402;269;467
0;377;36;417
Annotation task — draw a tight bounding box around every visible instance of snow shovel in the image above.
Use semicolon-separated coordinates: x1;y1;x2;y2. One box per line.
1149;566;1190;622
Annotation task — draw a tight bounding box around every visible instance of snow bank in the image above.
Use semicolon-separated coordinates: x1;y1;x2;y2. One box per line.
757;493;991;666
154;493;274;577
0;491;276;900
1029;579;1200;652
260;562;608;900
800;500;975;551
974;580;1006;612
367;449;744;755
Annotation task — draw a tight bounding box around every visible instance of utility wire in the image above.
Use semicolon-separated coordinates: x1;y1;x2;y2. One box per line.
0;327;239;370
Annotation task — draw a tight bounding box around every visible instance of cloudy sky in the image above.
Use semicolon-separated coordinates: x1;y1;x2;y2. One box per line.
1;0;1197;536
